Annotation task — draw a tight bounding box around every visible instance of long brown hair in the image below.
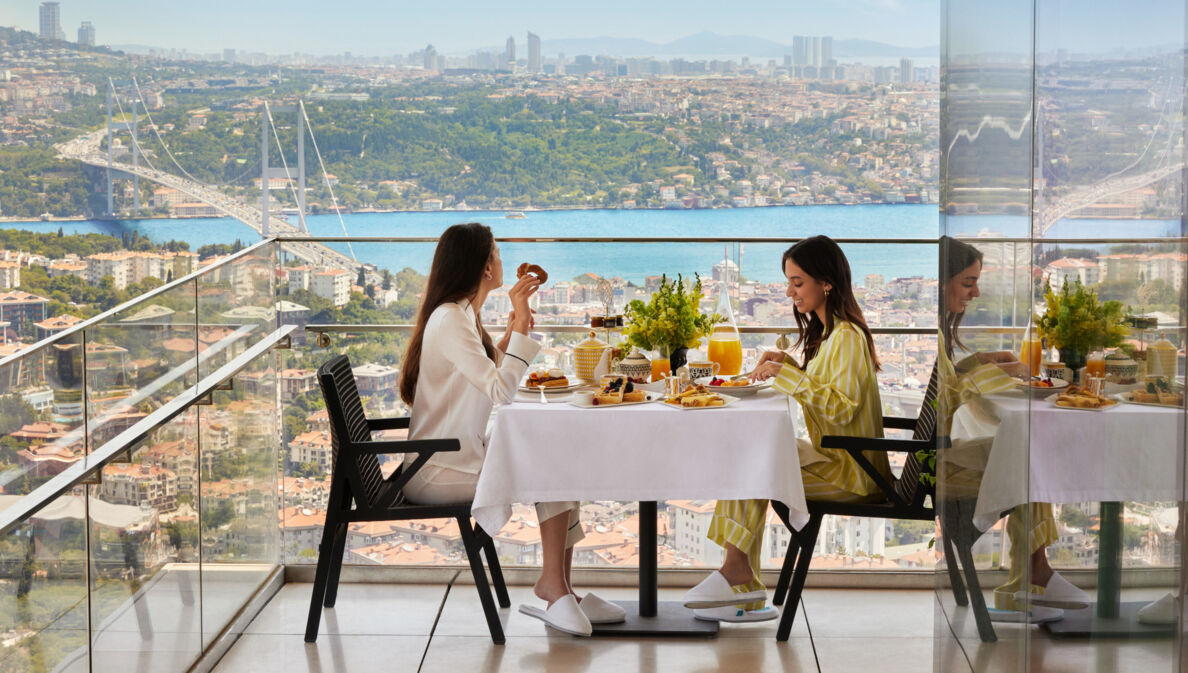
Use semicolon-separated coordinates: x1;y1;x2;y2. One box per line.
784;235;880;370
939;236;984;358
399;222;498;405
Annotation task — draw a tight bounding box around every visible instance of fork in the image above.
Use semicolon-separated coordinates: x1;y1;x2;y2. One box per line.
537;384;549;404
731;369;756;382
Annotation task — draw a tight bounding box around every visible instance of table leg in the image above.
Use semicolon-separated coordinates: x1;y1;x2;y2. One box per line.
1096;501;1123;620
639;500;657;617
1043;501;1174;639
589;501;717;637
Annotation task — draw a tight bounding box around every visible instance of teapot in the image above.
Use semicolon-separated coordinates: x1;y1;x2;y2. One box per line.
573;331;612;383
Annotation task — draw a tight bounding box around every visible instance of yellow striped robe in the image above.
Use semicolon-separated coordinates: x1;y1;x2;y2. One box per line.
770;320;889;496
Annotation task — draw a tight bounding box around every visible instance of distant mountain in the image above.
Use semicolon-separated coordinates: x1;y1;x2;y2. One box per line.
833;39;937;59
662;32;789;57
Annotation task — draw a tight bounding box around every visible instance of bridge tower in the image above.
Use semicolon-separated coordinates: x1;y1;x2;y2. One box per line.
260;102;308;236
104;80;141;218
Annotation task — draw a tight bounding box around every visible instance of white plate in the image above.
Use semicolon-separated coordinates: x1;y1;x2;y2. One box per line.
1013;377;1070;392
1045;392;1118;411
699;377;772;397
1114;392;1185;409
518;380;586;394
567;392;663;408
662;392;740;410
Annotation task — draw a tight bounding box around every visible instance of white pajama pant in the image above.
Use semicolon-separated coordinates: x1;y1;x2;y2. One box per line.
404;465;585;548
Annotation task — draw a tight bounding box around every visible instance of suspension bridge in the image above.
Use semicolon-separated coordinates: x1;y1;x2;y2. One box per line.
54;79;362;272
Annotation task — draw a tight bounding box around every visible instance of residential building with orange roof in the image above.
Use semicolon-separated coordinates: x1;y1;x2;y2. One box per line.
348;540;451;565
34;314;82;341
280;506;326;558
347;521;404;550
17;440;81;477
289;430;332;476
98;463;178;512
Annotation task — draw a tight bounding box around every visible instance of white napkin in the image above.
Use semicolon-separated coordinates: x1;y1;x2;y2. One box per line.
592;348;611;380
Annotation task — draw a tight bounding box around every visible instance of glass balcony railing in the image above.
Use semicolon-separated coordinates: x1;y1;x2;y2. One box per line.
0;231;1184;671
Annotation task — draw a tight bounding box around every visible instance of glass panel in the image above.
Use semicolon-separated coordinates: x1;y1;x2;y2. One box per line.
939;0;1036;668
0;495;90;673
84;280;198;429
88;410;201;673
196;241;279;381
199;354;280;647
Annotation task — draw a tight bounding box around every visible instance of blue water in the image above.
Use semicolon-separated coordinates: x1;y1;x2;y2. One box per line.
5;206;1180;285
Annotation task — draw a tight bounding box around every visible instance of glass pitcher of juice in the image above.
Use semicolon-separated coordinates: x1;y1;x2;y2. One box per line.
1019;333;1042;377
708;281;743;376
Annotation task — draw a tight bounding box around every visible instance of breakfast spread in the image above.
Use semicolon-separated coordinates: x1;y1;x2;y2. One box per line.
665;383;727;408
526;368;569;388
593;376;647;405
516;262;549;284
1122;377;1183;406
1053;385;1117;410
708;377;754;388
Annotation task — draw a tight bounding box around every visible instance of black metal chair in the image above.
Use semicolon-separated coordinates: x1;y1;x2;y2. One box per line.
304;355;510;644
770;364;996;643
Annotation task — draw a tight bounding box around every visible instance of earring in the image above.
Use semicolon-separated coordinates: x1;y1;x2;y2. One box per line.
485;274;492;280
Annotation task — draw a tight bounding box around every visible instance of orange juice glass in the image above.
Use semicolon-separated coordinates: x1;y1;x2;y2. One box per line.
1019;336;1042;377
1085;352;1106;378
650;357;671;382
708;335;743;376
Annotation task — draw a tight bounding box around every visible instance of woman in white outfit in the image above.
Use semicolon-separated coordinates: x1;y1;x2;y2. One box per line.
399;222;624;637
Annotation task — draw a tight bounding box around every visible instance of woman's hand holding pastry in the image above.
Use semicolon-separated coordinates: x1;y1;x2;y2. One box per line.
507;274;541;333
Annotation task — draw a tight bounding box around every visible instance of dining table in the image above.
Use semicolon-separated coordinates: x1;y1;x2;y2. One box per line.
471;385;809;637
954;388;1185;637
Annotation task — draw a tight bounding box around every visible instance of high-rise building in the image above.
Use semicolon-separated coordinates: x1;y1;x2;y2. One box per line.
527;32;541;74
505;36;515;69
423;44;437;71
223;48;236;63
821;36;833;67
899;57;914;84
792;36;807;66
810;36;821;67
77;21;95;47
39;2;61;41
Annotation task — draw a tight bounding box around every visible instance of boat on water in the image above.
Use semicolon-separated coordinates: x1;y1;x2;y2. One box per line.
505;211;526;219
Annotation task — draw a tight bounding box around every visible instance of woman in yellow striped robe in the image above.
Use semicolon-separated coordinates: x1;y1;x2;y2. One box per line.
935;237;1086;618
682;235;889;623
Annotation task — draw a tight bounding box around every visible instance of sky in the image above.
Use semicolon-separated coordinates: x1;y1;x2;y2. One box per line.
2;0;1181;58
2;0;943;56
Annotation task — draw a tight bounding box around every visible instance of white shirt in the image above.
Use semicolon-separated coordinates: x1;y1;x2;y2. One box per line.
408;299;541;475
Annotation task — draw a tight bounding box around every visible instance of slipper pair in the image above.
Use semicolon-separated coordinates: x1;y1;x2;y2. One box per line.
519;592;627;636
681;571;767;609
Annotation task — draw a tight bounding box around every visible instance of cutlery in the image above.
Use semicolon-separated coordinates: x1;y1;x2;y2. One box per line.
731;370;755;382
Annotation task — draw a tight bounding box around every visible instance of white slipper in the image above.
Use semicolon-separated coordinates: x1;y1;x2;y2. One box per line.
1137;592;1177;625
518;594;592;636
1014;572;1090;610
988;605;1063;624
580;592;626;624
693;605;779;623
682;571;768;609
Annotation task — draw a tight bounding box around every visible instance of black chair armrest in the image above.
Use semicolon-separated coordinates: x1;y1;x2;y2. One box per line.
368;416;411;432
882;416;917;431
821;435;933;453
347;438;461;456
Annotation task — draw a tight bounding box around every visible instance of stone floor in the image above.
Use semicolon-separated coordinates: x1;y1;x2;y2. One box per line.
207;581;1180;673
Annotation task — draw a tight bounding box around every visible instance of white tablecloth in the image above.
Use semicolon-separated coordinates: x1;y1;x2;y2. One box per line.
956;392;1185;531
472;389;809;536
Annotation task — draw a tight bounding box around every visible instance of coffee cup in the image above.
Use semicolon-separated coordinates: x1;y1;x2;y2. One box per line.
1042;361;1066;381
686;361;721;380
571;390;595;405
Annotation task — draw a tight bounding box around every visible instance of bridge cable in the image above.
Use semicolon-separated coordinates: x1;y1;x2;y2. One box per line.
300;101;356;261
130;77;213;187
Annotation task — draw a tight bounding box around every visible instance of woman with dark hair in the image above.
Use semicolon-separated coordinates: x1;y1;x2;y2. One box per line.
682;235;889;623
935;236;1087;623
399;222;623;637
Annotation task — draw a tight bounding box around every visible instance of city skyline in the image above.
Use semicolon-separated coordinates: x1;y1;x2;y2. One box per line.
2;0;947;56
